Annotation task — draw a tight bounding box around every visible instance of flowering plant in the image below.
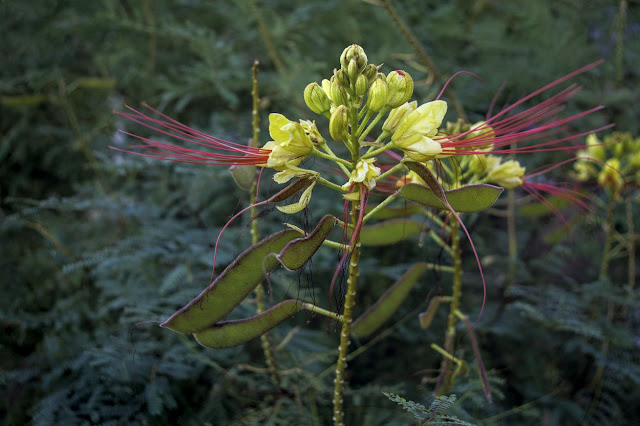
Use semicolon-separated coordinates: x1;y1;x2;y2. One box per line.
115;45;607;425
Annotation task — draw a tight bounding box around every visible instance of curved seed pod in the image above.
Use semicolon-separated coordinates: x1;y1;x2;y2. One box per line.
357;219;424;246
194;300;303;349
277;215;336;270
419;296;446;329
266;177;315;203
399;183;503;213
364;204;424;220
161;230;301;334
352;263;429;338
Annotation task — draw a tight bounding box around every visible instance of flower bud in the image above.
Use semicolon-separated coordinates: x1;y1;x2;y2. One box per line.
386;70;414;108
330;77;348;106
340;44;367;72
348;59;360;84
366;78;388;113
355;74;369;97
334;68;350;88
363;64;379;83
329;105;349;142
303;82;331;115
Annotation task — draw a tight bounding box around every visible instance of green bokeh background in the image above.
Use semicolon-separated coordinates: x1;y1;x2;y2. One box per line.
2;1;639;424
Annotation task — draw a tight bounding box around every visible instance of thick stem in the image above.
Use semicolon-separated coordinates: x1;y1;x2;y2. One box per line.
436;220;462;395
506;189;517;290
250;61;280;387
332;206;362;426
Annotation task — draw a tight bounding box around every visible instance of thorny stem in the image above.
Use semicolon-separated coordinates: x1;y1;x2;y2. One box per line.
623;196;635;315
250;61;280;387
506;189;518;290
436;219;462;395
332;206;361;426
301;302;344;323
379;0;467;120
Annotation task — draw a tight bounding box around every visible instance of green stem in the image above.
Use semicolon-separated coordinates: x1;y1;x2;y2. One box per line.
359;109;387;142
436;220;462;395
301;303;345;322
361;141;394;160
311;147;353;167
320;142;351;176
317;176;348;193
506;189;517;290
332;205;361;426
599;192;618;280
356;109;373;136
250;61;280;387
362;192;399;224
374;161;406;183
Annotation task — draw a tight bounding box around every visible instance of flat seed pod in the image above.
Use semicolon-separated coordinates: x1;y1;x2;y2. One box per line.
161;230;300;334
193;300;303;349
399;183;503;213
277;215;336;270
351;263;429;338
358;219;425;246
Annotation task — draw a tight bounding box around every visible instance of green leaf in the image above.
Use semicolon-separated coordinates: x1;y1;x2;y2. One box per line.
364;204;424;219
277;215;336;270
358;219;425;246
161;230;300;334
399;183;503;213
193;300;303;349
351;263;429;338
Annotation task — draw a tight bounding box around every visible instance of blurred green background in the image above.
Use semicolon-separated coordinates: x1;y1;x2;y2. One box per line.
2;1;639;424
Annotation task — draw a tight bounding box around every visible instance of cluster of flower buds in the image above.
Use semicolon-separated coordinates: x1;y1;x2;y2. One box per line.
303;44;414;143
574;132;640;192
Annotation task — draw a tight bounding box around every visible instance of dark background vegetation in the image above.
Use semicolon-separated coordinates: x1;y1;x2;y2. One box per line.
2;0;639;424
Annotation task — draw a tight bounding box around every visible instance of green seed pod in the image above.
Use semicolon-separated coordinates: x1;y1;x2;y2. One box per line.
365;78;388;112
386;70;414;108
355;74;369;97
303;82;331;115
329;105;349;141
340;44;367;71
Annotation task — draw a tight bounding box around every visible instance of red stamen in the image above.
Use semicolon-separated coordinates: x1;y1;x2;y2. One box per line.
112;105;271;166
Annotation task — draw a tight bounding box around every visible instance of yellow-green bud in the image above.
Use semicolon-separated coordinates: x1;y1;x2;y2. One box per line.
348;59;360;84
303;82;331;115
363;64;378;83
330;77;348;106
366;78;388;113
340;44;367;72
335;68;350;88
355;74;369;97
386;70;414;108
329;105;349;142
598;158;623;192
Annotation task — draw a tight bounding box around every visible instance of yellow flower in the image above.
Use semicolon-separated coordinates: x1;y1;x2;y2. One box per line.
391;100;447;161
486;159;525;189
343;158;381;190
261;113;313;170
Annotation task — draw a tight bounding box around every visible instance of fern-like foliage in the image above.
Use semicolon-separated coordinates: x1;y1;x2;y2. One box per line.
383;392;475;425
